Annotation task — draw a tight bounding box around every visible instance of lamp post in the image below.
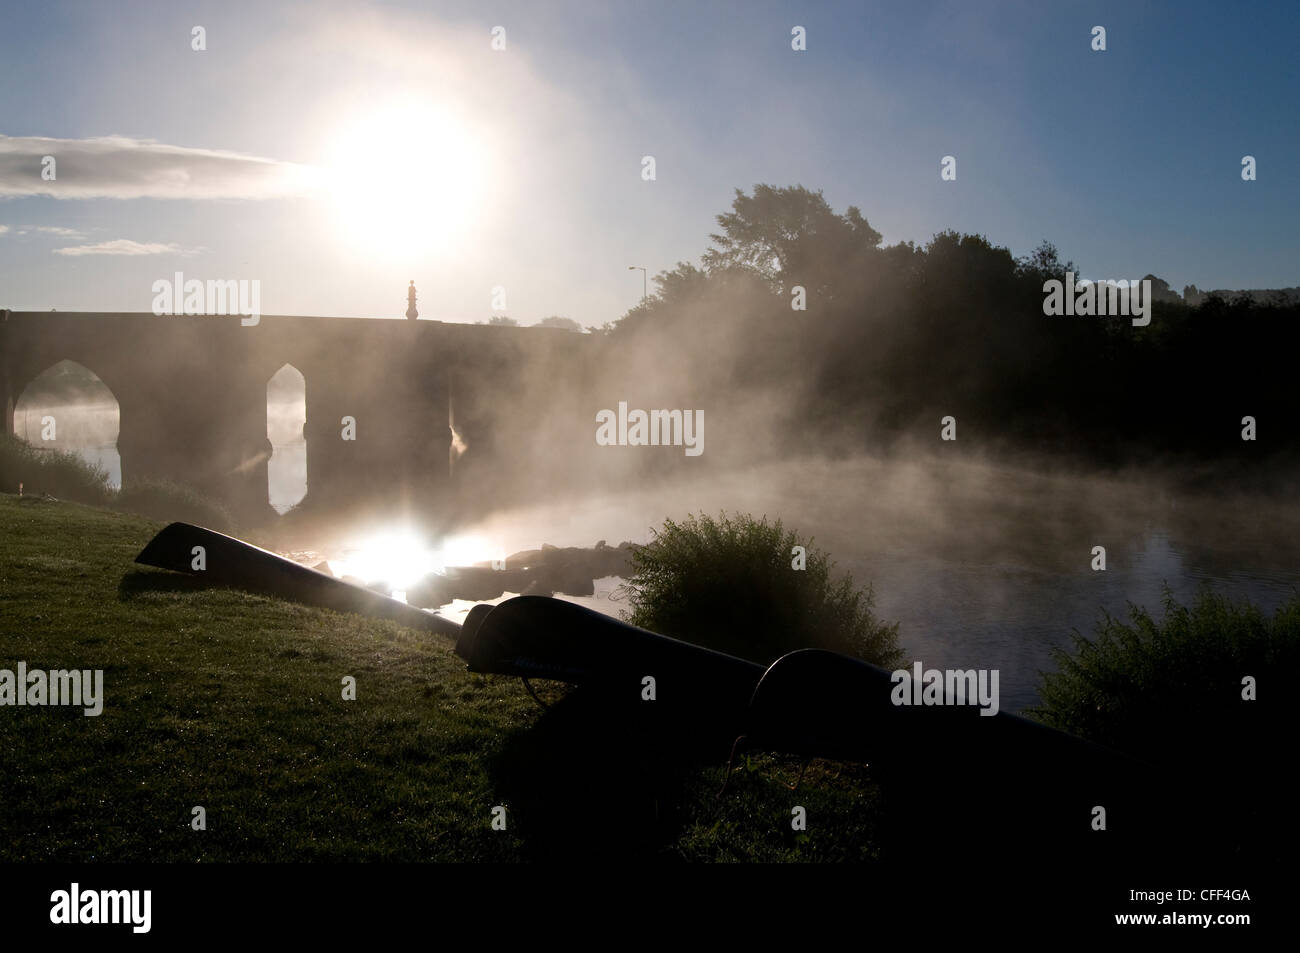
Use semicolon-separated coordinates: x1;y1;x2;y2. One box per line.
628;265;647;303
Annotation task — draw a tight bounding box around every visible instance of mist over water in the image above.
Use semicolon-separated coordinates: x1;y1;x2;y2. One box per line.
417;453;1300;713
14;357;1298;715
12;307;1297;719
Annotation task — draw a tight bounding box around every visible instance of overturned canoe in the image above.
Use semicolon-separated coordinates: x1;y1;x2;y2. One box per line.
742;648;1180;860
457;595;764;720
135;522;461;639
745;648;1139;774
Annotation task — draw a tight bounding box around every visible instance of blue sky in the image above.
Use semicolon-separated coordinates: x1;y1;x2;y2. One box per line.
1;0;1296;324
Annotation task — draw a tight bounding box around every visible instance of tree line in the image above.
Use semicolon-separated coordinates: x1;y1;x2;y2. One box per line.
594;184;1298;483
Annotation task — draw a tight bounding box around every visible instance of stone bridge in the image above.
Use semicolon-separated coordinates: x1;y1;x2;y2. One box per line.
0;311;593;522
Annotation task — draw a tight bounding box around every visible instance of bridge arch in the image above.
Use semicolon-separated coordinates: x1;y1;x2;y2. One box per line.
12;359;122;487
267;363;307;512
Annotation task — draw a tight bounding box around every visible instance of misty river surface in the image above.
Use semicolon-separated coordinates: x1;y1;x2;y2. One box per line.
426;455;1300;715
544;532;1295;715
36;367;1296;711
834;531;1295;714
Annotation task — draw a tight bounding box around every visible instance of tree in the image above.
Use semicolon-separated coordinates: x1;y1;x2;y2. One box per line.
536;315;582;331
486;315;517;326
650;261;710;305
1015;240;1077;283
1142;274;1182;304
607;262;715;337
702;184;882;296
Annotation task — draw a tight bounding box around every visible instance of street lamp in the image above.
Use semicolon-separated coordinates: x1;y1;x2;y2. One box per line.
628;265;647;303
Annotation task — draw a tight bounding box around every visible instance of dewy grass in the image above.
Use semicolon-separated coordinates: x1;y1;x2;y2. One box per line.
0;494;882;861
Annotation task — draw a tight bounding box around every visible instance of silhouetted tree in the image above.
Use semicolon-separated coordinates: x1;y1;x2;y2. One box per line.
599;183;1300;477
703;184;883;299
1016;239;1078;284
536;316;582;331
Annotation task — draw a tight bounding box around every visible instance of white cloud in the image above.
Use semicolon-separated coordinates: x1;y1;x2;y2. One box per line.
33;225;85;237
52;239;197;257
0;224;8;234
0;135;325;200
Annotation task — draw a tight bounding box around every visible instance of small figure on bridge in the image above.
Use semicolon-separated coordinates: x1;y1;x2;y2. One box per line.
406;280;418;320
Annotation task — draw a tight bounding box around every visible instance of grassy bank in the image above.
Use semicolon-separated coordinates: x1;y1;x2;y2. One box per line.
0;494;880;862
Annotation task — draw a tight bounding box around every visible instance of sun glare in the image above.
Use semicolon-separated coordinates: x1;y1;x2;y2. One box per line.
329;527;499;594
437;533;496;569
331;529;437;590
324;99;492;261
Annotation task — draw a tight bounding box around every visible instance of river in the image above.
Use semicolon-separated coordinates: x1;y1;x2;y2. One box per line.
419;454;1300;714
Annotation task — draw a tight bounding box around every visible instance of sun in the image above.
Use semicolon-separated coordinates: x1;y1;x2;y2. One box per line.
328;526;500;596
324;98;492;262
330;528;438;591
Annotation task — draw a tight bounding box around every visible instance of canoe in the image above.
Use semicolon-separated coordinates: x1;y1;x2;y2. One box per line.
134;522;461;639
457;595;764;724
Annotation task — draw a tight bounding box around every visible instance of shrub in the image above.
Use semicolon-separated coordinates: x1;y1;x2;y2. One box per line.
1;434;233;530
0;432;113;505
1028;588;1300;765
622;511;901;667
113;478;234;533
